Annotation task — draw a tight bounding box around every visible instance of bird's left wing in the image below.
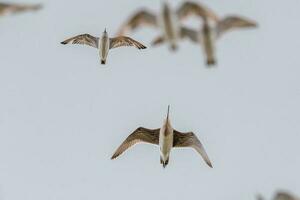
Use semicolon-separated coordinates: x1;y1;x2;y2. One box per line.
61;34;99;48
109;36;147;49
111;127;160;159
176;1;219;21
117;10;158;35
274;192;298;200
216;16;258;38
173;130;213;168
0;3;41;15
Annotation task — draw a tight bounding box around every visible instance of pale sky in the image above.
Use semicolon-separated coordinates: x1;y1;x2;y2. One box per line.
0;0;299;200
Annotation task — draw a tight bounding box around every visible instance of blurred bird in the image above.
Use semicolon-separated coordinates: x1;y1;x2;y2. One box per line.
117;1;218;51
111;106;213;168
181;15;257;66
61;29;146;65
274;191;300;200
0;3;42;16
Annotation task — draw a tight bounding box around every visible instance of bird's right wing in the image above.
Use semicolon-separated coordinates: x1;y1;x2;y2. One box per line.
173;130;213;168
117;10;158;35
216;16;258;38
111;127;160;159
274;192;297;200
61;34;99;48
109;36;147;49
180;27;199;43
0;3;42;15
176;1;219;21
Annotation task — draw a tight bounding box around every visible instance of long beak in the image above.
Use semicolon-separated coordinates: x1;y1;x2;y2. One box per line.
166;105;170;121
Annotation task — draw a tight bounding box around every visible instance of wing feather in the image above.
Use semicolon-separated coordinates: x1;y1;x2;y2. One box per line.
111;127;160;159
217;16;258;37
61;34;99;48
0;3;41;15
117;10;158;35
177;1;219;21
109;36;147;49
173;130;213;168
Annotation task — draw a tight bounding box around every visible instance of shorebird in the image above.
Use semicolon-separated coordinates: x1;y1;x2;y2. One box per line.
0;3;41;16
61;29;147;65
117;1;218;51
111;106;213;168
274;191;300;200
180;15;257;66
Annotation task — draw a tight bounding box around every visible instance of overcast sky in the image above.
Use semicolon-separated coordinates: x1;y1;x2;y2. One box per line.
0;0;299;200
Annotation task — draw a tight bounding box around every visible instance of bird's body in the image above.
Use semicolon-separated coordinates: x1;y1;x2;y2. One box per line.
99;31;110;64
61;29;147;65
202;19;216;66
111;106;213;168
181;15;257;66
159;108;174;167
159;3;180;51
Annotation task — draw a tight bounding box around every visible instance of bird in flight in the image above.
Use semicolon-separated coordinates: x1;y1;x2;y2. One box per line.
0;2;42;16
181;15;257;66
274;191;300;200
117;1;218;51
111;106;213;168
61;29;147;65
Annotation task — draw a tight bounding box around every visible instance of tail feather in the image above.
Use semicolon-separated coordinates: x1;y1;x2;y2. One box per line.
101;60;106;65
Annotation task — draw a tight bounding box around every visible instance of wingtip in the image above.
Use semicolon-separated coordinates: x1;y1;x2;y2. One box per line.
207;161;213;168
61;41;67;45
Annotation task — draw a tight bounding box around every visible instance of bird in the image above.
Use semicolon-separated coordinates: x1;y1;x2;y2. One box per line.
61;29;147;65
181;15;257;66
274;191;300;200
111;106;213;168
0;2;42;16
117;1;218;51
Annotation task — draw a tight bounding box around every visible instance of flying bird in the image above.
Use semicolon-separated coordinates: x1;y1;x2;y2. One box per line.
111;106;213;168
274;191;300;200
0;3;41;16
117;1;218;51
181;15;257;66
61;29;146;65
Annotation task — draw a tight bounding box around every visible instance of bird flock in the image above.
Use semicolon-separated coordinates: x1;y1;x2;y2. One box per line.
1;0;297;199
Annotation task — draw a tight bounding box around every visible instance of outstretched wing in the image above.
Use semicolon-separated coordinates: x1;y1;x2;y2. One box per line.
0;3;42;15
274;192;298;200
177;1;219;21
117;10;158;35
216;16;258;37
180;27;199;43
61;34;99;48
173;130;213;168
111;127;160;159
109;36;147;49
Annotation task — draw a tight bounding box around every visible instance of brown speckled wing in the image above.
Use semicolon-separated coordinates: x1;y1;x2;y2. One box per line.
275;192;298;200
173;130;213;168
0;3;41;15
177;1;219;21
111;127;160;159
117;10;158;35
61;34;99;48
109;36;147;49
216;16;258;37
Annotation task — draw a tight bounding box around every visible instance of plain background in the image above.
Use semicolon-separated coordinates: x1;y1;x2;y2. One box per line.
0;0;299;200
